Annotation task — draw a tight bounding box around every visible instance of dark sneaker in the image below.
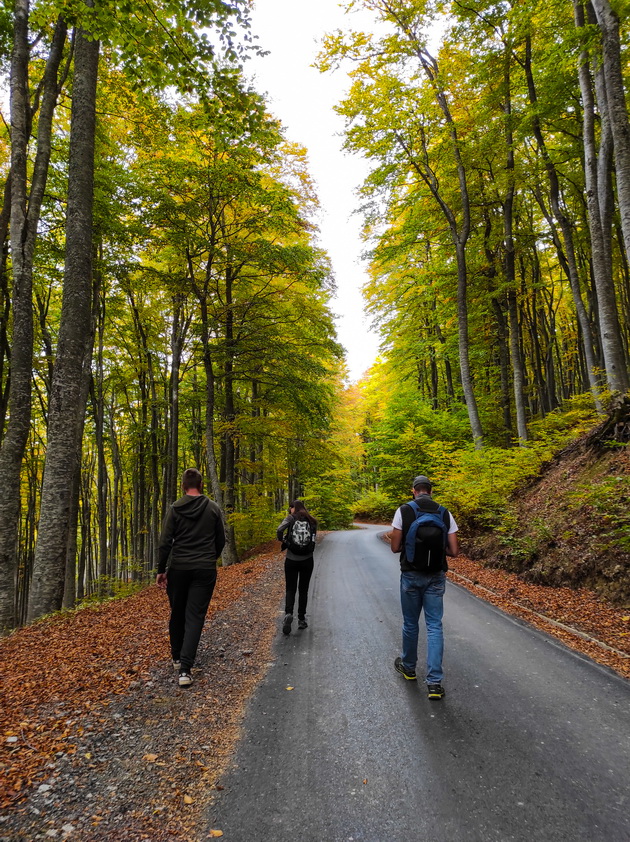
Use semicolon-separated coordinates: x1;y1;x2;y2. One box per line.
427;683;445;700
282;613;293;635
178;670;193;687
297;617;308;630
394;657;417;681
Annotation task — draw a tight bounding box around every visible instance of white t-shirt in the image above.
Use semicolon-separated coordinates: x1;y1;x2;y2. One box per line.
392;500;458;533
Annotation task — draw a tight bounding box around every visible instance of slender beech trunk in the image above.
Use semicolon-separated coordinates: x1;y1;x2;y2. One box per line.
189;248;228;565
27;27;99;622
63;273;98;610
574;0;629;393
136;374;147;579
63;463;81;609
130;293;161;576
523;34;603;410
590;0;630;293
0;177;13;438
220;266;238;566
0;9;67;632
93;375;108;581
109;416;123;579
164;297;188;514
502;50;528;441
198;296;223;506
491;298;513;440
391;41;483;445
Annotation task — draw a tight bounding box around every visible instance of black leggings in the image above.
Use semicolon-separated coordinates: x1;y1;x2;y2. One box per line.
284;556;314;617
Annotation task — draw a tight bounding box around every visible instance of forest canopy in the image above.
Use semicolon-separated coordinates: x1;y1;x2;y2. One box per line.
0;0;629;631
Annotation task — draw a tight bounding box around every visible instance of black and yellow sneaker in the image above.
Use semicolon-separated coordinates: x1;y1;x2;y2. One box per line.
427;683;445;700
394;657;417;681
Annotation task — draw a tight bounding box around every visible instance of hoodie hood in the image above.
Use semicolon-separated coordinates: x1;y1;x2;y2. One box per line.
173;494;210;520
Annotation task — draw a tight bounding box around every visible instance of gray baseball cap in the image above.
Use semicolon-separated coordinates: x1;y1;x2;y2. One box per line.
412;475;433;489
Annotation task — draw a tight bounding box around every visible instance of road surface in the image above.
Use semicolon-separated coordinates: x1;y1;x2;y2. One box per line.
207;524;630;842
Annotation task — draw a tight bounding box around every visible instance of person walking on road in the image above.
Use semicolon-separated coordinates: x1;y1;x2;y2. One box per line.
390;475;459;699
277;500;317;635
156;468;225;687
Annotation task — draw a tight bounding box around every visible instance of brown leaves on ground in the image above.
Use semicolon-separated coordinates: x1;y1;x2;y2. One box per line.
0;550;285;822
448;556;630;678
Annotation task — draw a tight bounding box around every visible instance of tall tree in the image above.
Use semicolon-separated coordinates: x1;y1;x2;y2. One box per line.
322;0;486;445
0;9;68;632
28;24;100;621
590;0;630;290
574;0;629;393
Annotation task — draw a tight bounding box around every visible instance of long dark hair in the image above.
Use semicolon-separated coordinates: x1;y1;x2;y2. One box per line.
290;499;317;528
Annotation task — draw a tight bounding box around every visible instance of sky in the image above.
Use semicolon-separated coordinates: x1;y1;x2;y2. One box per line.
245;0;384;383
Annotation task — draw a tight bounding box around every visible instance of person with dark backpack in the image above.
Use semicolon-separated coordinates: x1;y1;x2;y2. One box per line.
389;475;459;699
276;500;317;635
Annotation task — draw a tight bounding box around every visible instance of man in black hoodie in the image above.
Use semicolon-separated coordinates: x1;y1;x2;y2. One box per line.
156;468;225;687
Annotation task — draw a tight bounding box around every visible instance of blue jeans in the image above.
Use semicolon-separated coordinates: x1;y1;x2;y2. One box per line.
400;570;446;684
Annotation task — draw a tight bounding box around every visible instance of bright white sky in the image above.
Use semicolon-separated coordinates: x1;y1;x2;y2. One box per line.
245;0;384;383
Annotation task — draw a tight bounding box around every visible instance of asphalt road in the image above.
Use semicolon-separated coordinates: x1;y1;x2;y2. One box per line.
207;525;630;842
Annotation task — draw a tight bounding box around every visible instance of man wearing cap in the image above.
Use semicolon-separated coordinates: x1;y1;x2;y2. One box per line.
389;475;459;699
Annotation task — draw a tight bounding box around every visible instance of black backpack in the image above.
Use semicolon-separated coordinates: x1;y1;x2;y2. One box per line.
403;498;450;572
286;516;316;556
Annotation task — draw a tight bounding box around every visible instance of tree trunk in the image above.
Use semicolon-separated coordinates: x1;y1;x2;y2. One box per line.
491;297;513;440
524;34;603;410
164;297;188;514
0;8;67;632
62;463;81;609
0;177;13;440
454;241;484;445
393;42;484;446
590;0;630;288
199;301;223;508
220;267;238;566
27;27;99;622
574;0;629;392
502;51;528;441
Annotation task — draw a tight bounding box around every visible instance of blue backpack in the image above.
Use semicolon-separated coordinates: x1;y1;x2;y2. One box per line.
404;499;449;571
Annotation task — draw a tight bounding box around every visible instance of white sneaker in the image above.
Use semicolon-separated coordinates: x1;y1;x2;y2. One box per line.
173;660;181;671
178;670;193;687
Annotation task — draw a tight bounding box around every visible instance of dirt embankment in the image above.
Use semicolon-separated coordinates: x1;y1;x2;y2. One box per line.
466;400;630;608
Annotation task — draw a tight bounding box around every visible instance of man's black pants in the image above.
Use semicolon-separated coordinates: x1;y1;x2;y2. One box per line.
166;567;217;671
284;556;314;617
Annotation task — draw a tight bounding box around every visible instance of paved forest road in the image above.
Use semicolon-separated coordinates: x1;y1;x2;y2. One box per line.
207;525;630;842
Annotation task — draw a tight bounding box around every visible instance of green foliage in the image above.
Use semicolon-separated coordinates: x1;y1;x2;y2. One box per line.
363;387;471;504
303;443;355;530
231;492;278;553
568;475;630;553
304;485;354;531
437;395;602;529
352;489;397;522
437;444;548;529
527;394;600;445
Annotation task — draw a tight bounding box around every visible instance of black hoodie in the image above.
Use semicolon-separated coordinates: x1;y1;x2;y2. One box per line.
157;494;226;574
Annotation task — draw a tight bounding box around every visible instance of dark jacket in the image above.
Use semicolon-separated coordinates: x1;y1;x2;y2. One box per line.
158;494;225;574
